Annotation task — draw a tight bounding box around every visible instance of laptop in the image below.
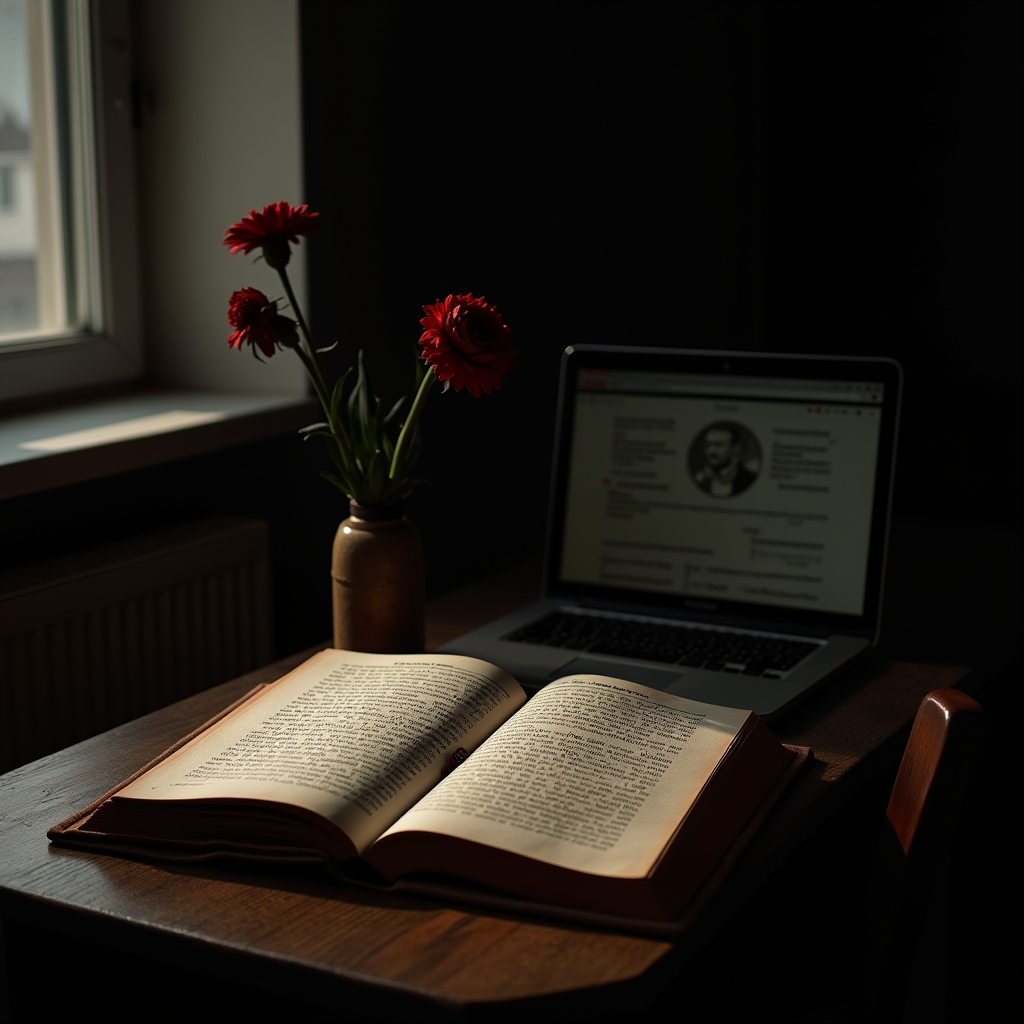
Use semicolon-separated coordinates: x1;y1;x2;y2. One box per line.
439;345;902;720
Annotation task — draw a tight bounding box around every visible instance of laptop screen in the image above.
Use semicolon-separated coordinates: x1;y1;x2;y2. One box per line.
545;347;902;635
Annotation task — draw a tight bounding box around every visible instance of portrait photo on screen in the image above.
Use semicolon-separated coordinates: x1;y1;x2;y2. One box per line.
689;421;762;498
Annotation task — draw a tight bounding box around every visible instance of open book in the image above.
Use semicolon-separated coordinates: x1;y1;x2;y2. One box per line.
48;649;806;929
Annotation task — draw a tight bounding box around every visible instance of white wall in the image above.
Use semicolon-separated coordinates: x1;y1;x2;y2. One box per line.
134;0;308;396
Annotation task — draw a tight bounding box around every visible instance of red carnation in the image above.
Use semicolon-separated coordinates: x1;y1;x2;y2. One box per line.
227;287;278;358
418;294;513;397
223;201;319;269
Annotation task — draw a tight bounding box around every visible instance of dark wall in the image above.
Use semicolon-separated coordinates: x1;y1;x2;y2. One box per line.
4;1;1019;663
762;0;1023;530
301;0;767;595
301;0;1022;550
0;430;338;659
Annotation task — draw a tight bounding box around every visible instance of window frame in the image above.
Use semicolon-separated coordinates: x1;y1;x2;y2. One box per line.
0;0;142;406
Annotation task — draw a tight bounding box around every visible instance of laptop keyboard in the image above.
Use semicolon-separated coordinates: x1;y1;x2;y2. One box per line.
502;611;819;678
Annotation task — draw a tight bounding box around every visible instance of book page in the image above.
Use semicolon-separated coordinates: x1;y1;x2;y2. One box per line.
112;650;526;853
375;676;750;877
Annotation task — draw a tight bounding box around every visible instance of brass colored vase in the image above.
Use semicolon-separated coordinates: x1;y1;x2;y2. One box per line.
331;503;425;653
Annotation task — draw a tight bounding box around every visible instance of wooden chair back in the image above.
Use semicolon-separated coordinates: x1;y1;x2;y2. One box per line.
864;688;987;1023
886;688;987;862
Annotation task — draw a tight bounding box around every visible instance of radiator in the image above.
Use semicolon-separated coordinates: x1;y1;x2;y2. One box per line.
0;516;271;774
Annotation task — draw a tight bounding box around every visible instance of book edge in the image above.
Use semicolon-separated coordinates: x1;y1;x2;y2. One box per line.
46;683;271;839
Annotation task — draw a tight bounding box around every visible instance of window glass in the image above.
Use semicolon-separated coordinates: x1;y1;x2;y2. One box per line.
0;0;142;405
0;0;37;335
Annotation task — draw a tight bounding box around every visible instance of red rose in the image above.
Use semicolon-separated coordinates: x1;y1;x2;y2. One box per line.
418;294;513;397
223;201;319;269
227;287;278;358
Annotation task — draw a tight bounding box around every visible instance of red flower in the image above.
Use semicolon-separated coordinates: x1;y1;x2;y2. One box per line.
223;201;319;269
227;287;278;358
418;294;513;397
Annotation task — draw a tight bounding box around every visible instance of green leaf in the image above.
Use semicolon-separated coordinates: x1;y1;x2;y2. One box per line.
350;451;399;506
348;351;372;436
366;450;389;494
399;477;428;501
346;367;363;429
329;368;352;427
390;419;422;480
300;419;358;485
383;394;407;433
320;471;353;498
358;352;371;427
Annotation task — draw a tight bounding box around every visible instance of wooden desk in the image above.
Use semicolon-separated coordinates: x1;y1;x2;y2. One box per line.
0;560;980;1022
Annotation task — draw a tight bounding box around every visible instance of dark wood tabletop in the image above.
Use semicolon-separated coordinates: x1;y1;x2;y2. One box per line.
0;558;981;1022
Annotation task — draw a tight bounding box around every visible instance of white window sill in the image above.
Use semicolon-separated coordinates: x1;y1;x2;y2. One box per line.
0;387;320;500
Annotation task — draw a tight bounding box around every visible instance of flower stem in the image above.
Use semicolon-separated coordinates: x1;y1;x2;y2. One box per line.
277;266;332;418
389;368;437;480
273;264;361;493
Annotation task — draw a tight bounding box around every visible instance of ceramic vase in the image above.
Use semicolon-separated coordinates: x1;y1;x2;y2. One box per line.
331;502;425;653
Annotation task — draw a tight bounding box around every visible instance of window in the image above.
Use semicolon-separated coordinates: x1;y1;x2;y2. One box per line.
0;0;142;404
0;164;17;209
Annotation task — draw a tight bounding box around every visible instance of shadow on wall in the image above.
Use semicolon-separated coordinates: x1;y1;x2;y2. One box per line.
760;1;1022;530
300;0;767;594
301;0;1020;584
